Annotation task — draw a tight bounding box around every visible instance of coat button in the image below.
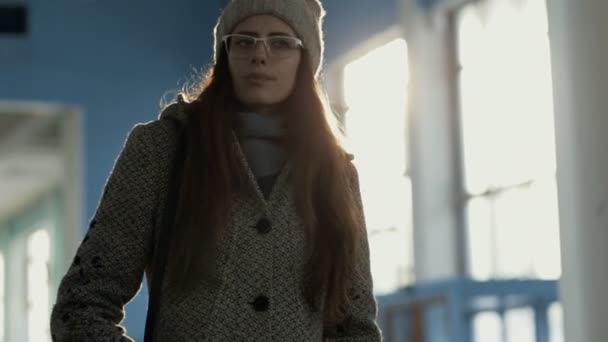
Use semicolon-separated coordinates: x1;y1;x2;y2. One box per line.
249;295;270;312
255;218;272;235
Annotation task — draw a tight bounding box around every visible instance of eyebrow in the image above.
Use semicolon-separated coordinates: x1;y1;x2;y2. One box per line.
234;31;296;37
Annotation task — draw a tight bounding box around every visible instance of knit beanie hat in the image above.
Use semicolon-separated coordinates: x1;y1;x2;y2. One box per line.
213;0;326;77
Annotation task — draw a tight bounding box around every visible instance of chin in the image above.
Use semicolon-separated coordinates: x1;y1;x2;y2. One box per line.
241;101;278;112
240;94;286;109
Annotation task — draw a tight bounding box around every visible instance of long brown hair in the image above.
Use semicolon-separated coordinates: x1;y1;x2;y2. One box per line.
166;49;363;323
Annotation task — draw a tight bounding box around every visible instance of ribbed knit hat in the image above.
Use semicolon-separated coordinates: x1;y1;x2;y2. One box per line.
213;0;326;77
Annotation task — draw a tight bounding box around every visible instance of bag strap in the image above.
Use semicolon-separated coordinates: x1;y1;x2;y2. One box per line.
144;116;187;342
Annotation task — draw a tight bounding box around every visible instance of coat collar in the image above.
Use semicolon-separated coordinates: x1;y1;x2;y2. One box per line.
158;99;188;123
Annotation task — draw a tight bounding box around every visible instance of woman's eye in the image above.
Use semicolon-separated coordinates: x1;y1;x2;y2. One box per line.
234;38;254;47
271;38;293;49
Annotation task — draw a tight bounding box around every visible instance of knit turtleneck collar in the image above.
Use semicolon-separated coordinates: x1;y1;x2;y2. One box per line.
235;111;287;179
236;111;286;139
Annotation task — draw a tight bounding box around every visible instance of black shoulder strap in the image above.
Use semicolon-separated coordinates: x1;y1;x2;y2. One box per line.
144;116;187;342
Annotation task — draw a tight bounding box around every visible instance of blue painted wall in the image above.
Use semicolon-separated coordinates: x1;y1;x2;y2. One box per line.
0;0;398;339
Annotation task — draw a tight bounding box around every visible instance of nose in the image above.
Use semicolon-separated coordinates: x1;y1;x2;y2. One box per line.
250;41;268;65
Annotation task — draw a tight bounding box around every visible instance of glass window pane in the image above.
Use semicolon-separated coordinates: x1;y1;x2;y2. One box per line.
549;302;564;342
27;229;51;342
344;39;410;176
27;229;51;261
505;307;535;342
467;197;494;280
458;0;556;194
528;179;561;279
457;0;560;281
473;312;502;342
493;187;537;278
343;38;414;292
490;179;561;279
368;178;414;293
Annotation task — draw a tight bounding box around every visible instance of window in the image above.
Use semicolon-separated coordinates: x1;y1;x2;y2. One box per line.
0;103;78;341
458;0;563;340
473;308;536;342
473;312;501;342
504;307;535;342
457;0;560;281
26;229;51;342
342;38;414;294
548;303;564;342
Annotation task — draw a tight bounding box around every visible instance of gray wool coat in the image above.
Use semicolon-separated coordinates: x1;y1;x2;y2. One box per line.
50;102;382;341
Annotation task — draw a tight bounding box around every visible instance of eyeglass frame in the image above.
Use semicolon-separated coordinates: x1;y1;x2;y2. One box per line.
221;33;304;59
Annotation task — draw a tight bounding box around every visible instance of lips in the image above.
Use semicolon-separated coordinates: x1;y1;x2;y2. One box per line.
245;72;275;81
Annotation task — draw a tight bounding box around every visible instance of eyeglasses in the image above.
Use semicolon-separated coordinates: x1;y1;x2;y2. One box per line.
222;34;303;59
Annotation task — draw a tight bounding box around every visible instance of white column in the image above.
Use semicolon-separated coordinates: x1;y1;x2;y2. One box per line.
546;1;608;341
401;1;467;281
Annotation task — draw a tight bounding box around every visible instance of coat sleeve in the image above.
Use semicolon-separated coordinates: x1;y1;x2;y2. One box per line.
50;123;161;341
323;161;383;342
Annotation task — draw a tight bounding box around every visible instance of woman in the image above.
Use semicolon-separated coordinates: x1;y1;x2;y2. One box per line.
50;0;382;341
